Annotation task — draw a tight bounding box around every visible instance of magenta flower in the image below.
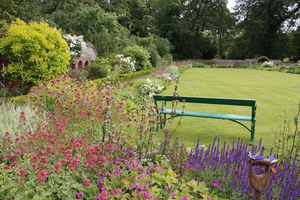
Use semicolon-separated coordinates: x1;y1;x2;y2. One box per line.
164;185;169;189
171;193;176;198
75;193;83;199
136;194;141;198
206;196;211;200
115;189;121;193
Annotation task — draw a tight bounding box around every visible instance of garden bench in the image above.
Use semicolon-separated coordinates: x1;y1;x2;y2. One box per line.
153;95;257;146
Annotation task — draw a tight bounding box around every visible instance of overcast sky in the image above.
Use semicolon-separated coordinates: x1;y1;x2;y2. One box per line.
227;0;236;10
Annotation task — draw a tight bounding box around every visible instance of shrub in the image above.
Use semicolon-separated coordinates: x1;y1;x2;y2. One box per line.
122;45;151;71
133;78;165;97
161;53;173;67
111;54;136;74
63;34;87;58
0;88;10;97
287;64;300;74
178;65;189;74
192;63;206;68
262;61;274;68
146;46;160;68
84;57;111;79
166;65;179;76
66;69;88;83
0;19;70;90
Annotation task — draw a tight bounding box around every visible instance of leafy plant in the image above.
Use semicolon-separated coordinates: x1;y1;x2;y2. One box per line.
85;57;111;79
122;45;151;71
0;19;70;90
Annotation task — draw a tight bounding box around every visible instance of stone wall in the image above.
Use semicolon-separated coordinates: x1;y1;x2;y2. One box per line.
173;58;288;66
70;43;97;69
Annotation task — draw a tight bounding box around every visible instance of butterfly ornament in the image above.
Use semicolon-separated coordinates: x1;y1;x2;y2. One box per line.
248;152;279;173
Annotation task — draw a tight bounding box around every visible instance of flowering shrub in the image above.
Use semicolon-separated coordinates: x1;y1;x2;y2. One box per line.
114;54;136;74
133;78;165;97
261;61;274;68
63;34;87;57
152;70;174;84
166;65;180;76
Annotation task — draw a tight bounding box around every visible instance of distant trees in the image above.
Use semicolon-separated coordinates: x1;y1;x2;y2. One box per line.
1;0;299;61
229;0;300;60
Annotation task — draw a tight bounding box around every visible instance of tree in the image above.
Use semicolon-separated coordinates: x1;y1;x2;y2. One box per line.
0;0;17;22
230;0;300;59
0;19;70;90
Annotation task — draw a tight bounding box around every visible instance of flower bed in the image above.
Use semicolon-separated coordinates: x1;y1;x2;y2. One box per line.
0;70;299;199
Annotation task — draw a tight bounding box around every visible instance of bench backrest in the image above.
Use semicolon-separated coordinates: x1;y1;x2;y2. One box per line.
153;95;256;107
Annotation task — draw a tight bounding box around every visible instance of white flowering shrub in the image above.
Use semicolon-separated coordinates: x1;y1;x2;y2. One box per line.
133;78;165;97
63;34;87;57
262;61;274;68
115;54;136;74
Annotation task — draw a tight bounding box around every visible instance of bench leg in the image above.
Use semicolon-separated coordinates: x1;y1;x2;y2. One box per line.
250;121;256;146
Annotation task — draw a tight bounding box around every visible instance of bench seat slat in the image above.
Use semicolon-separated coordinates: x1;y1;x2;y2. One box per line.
162;109;253;121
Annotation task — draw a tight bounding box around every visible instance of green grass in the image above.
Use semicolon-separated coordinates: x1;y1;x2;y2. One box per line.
155;68;300;153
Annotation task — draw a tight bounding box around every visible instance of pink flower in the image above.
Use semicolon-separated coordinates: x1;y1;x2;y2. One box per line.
40;156;48;163
6;154;12;159
83;178;90;186
54;163;61;169
3;165;9;169
164;186;169;190
46;146;54;153
19;169;26;176
15;137;20;143
16;150;21;155
11;161;18;167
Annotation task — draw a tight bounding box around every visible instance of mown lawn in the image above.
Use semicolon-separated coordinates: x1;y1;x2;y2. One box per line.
155;68;300;153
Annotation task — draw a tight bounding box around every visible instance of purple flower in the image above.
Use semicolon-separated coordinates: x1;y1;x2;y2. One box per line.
207;196;211;200
75;193;83;199
164;185;169;189
136;177;141;181
136;194;141;198
171;193;176;198
115;189;121;193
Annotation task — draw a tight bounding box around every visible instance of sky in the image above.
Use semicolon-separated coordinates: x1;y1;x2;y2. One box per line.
227;0;236;10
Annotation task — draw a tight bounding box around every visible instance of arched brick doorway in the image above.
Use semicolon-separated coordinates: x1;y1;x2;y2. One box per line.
84;60;89;67
78;60;83;69
256;56;270;64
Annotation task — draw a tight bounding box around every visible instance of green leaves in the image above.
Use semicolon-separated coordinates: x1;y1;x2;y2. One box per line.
0;19;70;90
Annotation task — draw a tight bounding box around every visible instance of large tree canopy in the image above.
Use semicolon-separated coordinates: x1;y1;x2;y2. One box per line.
229;0;300;59
2;0;300;60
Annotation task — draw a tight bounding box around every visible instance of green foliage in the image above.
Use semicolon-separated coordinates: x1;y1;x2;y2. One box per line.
161;53;173;67
133;77;166;96
0;88;10;97
66;69;88;83
275;100;300;161
166;65;179;76
146;46;160;68
0;0;17;22
231;0;299;59
178;65;189;74
192;63;206;68
287;64;300;74
0;19;70;89
122;45;151;71
85;57;111;80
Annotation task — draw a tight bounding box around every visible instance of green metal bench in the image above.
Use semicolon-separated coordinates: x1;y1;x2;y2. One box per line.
153;95;257;146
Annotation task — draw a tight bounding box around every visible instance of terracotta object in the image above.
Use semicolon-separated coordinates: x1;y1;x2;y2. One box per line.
248;158;271;200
